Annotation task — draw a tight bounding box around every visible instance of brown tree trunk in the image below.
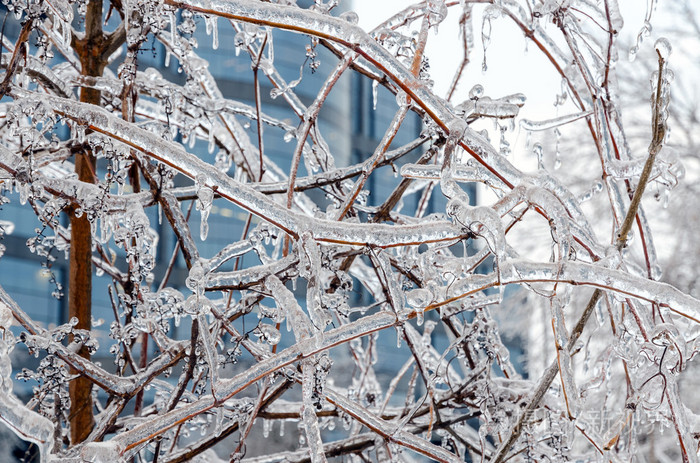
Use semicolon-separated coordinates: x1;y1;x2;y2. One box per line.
68;0;107;444
67;158;95;445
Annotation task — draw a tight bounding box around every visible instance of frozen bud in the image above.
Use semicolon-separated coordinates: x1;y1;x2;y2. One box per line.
186;260;207;295
469;84;484;100
339;11;359;24
256;323;281;346
405;288;433;308
654;37;672;60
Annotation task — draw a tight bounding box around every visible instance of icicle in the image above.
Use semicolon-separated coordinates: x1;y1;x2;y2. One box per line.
498;121;510;157
75;124;86;143
90;217;98;242
59;21;71;49
207;123;216;154
17;182;29;205
415;308;425;326
481;8;499;72
265;275;313;341
629;21;651;62
300;359;328;463
299;232;332;330
195;174;214;241
205;16;219;50
533;143;544;170
213;407;225;437
578;181;603;203
372;80;378;111
188;131;196;148
266;30;274;67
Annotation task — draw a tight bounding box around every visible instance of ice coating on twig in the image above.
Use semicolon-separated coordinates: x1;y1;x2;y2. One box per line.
654;37;672;60
520;110;592;132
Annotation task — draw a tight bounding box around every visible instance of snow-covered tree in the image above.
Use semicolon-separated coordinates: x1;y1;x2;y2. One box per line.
0;0;698;461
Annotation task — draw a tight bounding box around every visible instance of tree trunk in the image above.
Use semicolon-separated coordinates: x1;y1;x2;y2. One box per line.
68;0;107;444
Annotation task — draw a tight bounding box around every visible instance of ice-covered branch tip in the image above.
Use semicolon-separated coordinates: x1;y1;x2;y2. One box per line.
617;37;672;251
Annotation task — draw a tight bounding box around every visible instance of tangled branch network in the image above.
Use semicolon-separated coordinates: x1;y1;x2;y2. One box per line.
0;0;697;462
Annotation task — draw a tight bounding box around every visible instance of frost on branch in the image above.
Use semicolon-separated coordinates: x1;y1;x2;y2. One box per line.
0;0;699;462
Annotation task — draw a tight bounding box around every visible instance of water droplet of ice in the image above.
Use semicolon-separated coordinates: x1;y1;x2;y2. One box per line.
257;323;281;346
339;11;359;25
654;37;672;60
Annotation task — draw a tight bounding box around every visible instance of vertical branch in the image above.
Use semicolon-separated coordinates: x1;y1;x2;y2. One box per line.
252;34;268;181
445;7;471;102
283;51;356;254
334;105;409;221
68;0;109;445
